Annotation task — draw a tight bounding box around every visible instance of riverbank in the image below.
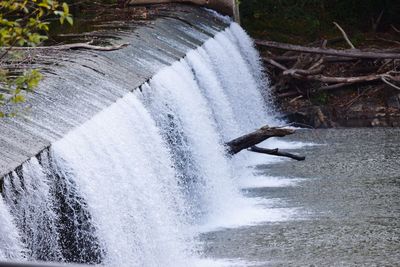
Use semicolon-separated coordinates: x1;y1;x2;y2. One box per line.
239;1;400;128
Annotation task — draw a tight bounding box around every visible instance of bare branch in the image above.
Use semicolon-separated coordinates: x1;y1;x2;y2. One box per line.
283;65;324;76
319;83;349;92
372;10;384;32
263;58;288;71
255;40;400;59
248;146;305;161
333;21;355;49
284;72;390;84
375;37;400;46
391;24;400;33
381;76;400;91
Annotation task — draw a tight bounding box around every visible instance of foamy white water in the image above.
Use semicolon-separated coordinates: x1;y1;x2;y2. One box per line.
52;94;196;267
262;138;321;150
239;176;305;189
3;159;63;261
0;196;25;261
0;22;295;266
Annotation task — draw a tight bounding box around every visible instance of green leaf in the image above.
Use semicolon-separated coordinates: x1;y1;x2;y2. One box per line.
62;2;69;13
66;15;73;25
0;0;72;118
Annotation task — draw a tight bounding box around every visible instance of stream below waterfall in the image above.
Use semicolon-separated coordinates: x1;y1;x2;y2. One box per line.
202;128;400;266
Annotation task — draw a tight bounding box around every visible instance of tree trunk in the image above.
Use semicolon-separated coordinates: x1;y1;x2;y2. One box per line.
225;125;294;155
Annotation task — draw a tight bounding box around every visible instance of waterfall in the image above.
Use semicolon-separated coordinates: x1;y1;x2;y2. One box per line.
0;196;25;261
0;22;279;266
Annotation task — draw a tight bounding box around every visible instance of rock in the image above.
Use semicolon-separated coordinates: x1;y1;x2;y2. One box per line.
371;117;389;127
371;118;380;127
376;112;386;117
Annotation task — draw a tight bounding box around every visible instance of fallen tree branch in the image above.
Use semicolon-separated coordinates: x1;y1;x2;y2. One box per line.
255;40;400;59
391;24;400;33
264;55;298;62
283;70;399;85
374;37;400;46
248;146;305;161
319;83;349;92
289;95;303;103
225;125;294;155
372;10;384;33
283;65;324;76
263;58;288;71
381;76;400;90
263;56;358;64
277;91;302;98
289;73;381;83
333;21;355;49
277;83;353;98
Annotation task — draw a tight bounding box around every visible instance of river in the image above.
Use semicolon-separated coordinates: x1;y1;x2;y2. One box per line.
202;128;400;266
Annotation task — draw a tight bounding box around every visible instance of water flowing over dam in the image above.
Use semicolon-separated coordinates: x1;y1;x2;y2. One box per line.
0;6;280;267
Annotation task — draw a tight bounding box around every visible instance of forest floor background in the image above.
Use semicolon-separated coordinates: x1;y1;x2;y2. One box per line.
240;1;400;127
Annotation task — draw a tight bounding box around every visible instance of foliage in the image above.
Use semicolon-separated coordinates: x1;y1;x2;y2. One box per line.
0;0;73;117
239;0;400;43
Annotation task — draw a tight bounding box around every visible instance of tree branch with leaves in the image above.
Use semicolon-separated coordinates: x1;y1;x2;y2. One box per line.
0;0;73;117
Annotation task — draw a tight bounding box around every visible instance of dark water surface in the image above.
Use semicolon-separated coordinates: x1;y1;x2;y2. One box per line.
202;128;400;266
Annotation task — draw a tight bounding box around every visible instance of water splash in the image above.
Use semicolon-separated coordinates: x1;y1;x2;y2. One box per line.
52;94;195;267
3;159;63;262
0;195;25;261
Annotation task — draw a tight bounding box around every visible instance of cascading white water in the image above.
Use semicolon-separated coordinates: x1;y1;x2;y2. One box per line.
201;25;276;132
3;159;63;262
0;196;25;261
0;22;282;266
52;94;195;267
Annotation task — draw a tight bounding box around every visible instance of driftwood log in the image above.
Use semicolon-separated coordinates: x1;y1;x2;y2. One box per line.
225;125;305;161
256;29;400;100
255;40;400;59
